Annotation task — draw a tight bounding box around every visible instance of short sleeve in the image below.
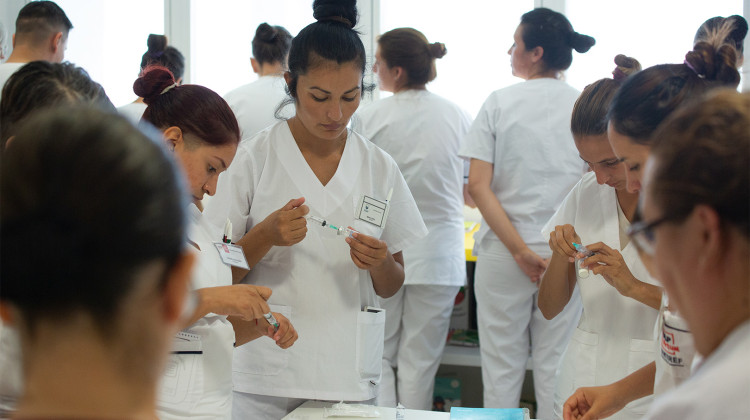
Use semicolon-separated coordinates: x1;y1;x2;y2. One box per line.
459;94;497;163
541;177;582;241
204;144;256;242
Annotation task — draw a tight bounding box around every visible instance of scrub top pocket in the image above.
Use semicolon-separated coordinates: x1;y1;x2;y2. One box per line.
158;352;204;410
356;309;386;384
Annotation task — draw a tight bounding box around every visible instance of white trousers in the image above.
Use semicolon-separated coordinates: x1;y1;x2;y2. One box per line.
475;242;581;420
231;392;375;420
376;284;461;410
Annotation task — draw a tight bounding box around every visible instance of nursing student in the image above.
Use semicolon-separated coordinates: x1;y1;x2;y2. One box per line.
224;22;294;140
637;89;750;420
538;55;661;420
352;28;472;410
204;0;427;418
562;23;743;420
459;8;594;418
0;107;194;419
133;65;297;420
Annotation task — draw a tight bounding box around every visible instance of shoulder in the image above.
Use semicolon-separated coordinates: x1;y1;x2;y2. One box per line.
350;130;399;168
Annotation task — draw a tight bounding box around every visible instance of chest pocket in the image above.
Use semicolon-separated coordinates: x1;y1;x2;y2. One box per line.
351;196;385;240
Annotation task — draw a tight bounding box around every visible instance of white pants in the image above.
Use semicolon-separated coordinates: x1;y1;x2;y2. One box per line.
475;242;581;420
376;284;461;410
231;392;375;420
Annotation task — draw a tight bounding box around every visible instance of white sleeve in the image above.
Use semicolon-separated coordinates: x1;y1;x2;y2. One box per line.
540;178;582;242
459;95;496;163
204;144;256;242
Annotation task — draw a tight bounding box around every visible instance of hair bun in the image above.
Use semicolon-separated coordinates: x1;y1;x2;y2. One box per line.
256;22;278;43
146;34;168;56
612;54;641;81
429;42;447;59
568;31;596;53
313;0;358;29
133;65;177;105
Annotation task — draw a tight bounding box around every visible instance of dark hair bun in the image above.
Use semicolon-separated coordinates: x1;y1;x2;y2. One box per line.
685;42;740;86
133;65;177;105
612;54;641;81
313;0;358;28
569;31;595;53
727;15;749;46
256;22;278;43
146;34;168;55
430;42;447;59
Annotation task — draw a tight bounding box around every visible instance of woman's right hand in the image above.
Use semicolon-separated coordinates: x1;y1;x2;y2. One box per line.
549;224;582;263
260;197;309;246
513;248;548;283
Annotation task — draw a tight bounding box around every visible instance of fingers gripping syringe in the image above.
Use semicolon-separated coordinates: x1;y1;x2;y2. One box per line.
307;215;359;238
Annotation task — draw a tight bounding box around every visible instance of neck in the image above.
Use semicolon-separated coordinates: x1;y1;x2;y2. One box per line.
16;324;159;419
258;62;285;77
6;47;48;64
615;188;639;221
393;85;426;93
287;116;346;157
527;68;560;80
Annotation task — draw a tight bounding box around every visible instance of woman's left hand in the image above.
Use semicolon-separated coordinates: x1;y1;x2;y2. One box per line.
345;230;388;270
256;312;298;349
580;242;640;298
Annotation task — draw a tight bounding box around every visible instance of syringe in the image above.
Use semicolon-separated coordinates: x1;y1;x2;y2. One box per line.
307;215;359;238
572;242;595;279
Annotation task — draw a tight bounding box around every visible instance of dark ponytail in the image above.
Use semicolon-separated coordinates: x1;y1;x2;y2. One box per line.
520;8;595;71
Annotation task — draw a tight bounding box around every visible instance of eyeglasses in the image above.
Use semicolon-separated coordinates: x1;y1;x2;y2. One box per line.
627;215;670;256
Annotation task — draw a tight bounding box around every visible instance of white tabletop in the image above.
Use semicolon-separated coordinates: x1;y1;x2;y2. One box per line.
283;400;451;420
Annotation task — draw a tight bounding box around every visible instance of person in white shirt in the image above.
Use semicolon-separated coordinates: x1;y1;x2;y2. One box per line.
636;89;750;420
223;22;293;141
352;27;472;411
204;1;427;418
0;1;71;90
459;8;594;418
538;55;662;420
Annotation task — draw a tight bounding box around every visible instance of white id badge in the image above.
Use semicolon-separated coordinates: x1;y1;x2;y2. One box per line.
356;194;390;228
213;242;250;270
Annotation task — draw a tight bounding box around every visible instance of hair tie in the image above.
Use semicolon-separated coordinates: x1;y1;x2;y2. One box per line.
160;83;178;95
150;51;164;58
319;16;353;28
683;58;705;78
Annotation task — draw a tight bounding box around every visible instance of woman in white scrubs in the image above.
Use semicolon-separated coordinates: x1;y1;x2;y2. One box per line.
0;107;194;419
204;1;426;418
133;65;298;420
459;8;594;418
352;27;472;410
562;29;744;420
538;55;662;420
637;89;750;420
224;23;294;140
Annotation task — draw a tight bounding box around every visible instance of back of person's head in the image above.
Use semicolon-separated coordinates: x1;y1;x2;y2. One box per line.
694;15;748;59
0;107;188;337
377;27;446;88
608;35;741;145
134;65;239;146
1;61;114;147
520;7;595;71
140;34;185;82
649;89;749;239
252;23;293;66
285;0;366;100
571;54;641;138
14;1;72;44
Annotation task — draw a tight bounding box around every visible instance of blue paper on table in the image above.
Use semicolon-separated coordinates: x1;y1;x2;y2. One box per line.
450;407;530;420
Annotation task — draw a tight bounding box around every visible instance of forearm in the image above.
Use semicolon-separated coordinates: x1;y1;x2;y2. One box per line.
183;288;219;327
611;361;656;405
232;222;273;283
626;281;662;310
539;254;576;319
228;316;264;347
469;186;527;255
369;251;404;299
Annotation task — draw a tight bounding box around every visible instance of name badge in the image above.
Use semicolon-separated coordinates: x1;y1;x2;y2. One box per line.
356;194;390;228
213;242;250;270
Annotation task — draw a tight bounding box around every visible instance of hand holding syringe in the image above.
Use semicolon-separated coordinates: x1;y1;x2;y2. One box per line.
307;215;359;238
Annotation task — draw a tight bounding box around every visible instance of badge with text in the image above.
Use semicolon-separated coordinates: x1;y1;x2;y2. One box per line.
356;193;391;228
213;242;250;270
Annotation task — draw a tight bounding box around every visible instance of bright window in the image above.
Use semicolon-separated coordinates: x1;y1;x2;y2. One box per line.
55;0;164;107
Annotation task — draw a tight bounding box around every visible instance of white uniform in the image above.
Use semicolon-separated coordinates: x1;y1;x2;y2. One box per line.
542;172;659;420
204;122;427;417
157;204;235;420
642;320;750;420
459;78;585;419
352;89;471;410
0;62;25;92
117;101;148;124
653;293;696;395
223;76;293;141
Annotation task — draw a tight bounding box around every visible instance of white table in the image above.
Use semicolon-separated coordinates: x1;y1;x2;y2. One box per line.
283;400;450;420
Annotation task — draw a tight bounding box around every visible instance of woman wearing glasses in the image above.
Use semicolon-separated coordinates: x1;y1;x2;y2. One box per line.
637;89;749;419
563;22;743;420
538;55;661;420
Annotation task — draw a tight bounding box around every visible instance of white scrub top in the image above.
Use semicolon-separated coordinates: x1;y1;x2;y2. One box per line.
117;102;148;124
352;89;471;286
0;62;25;95
157;204;235;420
642;320;750;420
542;172;659;418
223;76;294;141
204;121;427;401
459;78;585;249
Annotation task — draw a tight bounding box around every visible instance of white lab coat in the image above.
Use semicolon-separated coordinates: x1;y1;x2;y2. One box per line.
542;172;659;419
653;293;696;395
352;89;471;409
459;78;585;418
204;121;427;403
157;204;235;420
642;320;750;419
117;102;148;124
223;76;294;141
